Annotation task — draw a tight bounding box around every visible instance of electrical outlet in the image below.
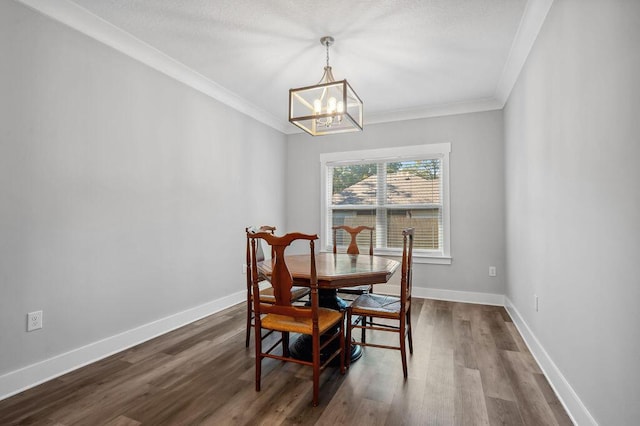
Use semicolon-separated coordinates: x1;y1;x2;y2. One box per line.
242;263;247;274
489;266;497;277
535;295;539;312
27;311;43;331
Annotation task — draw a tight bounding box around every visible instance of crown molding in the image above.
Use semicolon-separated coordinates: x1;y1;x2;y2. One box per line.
16;0;290;134
285;98;504;134
365;97;503;126
494;0;555;105
17;0;553;134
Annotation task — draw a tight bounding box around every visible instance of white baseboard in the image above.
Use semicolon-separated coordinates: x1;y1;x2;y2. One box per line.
417;287;505;306
1;288;596;426
376;287;594;425
505;297;597;426
0;290;245;401
376;284;504;306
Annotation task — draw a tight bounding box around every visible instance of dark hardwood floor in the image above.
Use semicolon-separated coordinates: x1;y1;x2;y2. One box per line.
0;298;573;425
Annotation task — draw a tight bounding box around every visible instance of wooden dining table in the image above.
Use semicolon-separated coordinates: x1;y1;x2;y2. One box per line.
258;252;400;363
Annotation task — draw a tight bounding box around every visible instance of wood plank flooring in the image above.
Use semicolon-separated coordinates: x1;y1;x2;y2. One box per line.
0;298;573;425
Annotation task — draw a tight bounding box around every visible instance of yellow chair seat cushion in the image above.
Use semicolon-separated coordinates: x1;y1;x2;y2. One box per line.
259;286;310;303
262;308;343;335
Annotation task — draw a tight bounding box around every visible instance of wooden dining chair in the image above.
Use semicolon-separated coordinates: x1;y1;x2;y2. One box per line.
332;225;375;297
245;226;310;347
345;228;414;378
248;231;346;406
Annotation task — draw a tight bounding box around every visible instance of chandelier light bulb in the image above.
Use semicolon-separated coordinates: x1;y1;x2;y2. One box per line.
328;97;337;113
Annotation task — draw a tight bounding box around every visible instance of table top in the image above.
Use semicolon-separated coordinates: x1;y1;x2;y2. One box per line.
258;252;400;290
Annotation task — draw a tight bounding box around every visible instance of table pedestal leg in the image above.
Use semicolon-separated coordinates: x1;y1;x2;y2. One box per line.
289;288;363;364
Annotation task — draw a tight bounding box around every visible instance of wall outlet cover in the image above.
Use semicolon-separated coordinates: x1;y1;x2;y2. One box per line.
27;311;43;332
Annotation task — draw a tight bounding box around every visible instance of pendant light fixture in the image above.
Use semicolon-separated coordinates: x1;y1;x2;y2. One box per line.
289;36;363;136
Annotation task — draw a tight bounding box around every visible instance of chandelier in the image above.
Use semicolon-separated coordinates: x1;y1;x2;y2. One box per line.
289;36;363;136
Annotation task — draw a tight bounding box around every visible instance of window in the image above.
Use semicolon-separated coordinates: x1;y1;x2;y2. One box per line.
320;143;451;264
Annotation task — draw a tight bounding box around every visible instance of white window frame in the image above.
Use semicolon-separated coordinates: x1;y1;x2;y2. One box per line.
320;143;452;264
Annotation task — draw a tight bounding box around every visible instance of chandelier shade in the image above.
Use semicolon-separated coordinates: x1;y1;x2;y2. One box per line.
289;37;363;136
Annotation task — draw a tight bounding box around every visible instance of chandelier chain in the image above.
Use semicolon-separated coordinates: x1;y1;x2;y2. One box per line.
325;41;330;68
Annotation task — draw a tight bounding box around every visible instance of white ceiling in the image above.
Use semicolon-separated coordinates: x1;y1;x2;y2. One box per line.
18;0;554;134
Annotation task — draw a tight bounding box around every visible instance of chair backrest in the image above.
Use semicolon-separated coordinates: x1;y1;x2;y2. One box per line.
332;225;374;255
248;231;319;321
245;225;276;289
400;228;415;311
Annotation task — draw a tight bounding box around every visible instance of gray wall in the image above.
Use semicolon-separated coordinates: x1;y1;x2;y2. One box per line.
0;1;286;375
286;111;506;295
504;0;640;424
6;1;638;423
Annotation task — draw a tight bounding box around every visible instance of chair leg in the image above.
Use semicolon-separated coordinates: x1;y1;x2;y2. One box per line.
312;332;321;407
345;309;353;370
245;291;252;347
339;321;346;375
407;309;414;355
363;289;371;344
282;331;290;357
400;320;408;379
255;327;262;391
